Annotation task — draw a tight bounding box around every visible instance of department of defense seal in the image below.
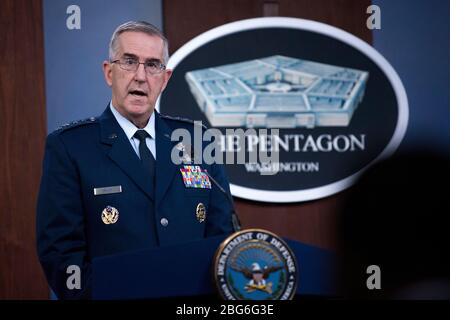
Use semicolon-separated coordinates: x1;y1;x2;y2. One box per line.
213;229;298;300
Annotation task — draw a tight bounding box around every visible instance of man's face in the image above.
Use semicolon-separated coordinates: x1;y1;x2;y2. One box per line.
103;31;172;124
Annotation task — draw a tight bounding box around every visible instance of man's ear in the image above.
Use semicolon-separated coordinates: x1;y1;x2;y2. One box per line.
161;69;173;92
103;61;113;87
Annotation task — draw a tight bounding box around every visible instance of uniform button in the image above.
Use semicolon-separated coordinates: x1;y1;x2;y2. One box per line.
160;218;169;227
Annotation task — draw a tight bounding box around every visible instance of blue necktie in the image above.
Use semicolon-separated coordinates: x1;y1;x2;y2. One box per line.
133;130;156;189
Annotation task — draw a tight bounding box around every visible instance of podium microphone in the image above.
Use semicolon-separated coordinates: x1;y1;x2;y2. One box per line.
203;170;242;232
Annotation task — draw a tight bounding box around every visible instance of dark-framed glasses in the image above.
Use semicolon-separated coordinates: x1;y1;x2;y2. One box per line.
111;57;166;75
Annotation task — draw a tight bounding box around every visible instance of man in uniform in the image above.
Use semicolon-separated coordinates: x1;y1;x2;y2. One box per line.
36;21;235;299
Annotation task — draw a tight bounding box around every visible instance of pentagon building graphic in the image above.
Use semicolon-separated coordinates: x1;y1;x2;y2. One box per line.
185;55;369;128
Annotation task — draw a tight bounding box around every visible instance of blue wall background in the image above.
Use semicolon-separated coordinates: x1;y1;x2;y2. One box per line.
372;0;450;154
43;0;163;132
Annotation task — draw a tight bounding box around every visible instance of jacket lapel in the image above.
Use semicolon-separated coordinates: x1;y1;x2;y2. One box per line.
99;107;155;201
155;112;178;210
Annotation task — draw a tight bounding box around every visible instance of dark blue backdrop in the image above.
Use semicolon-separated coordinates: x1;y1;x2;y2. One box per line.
373;0;450;153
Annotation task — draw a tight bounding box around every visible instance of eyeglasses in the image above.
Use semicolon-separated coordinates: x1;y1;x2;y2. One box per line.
111;57;166;75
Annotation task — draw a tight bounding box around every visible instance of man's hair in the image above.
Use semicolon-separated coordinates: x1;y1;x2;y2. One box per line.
109;21;169;64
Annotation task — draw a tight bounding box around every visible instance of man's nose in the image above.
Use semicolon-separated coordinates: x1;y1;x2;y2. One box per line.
134;63;147;82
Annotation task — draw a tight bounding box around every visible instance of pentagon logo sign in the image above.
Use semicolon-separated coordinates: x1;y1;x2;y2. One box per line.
185;55;369;129
159;17;408;203
213;229;298;300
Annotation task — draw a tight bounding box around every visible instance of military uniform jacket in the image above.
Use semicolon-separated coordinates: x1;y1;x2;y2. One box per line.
36;106;234;299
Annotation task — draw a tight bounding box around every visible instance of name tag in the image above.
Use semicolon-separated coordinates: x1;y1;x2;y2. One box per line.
93;185;122;195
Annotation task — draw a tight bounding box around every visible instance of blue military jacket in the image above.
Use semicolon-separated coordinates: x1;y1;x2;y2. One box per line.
36;106;234;299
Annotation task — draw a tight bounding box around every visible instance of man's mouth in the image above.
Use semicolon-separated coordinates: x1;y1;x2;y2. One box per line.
129;89;148;97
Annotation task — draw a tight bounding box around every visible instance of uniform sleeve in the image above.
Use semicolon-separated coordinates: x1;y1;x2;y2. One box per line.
36;132;91;299
205;161;235;237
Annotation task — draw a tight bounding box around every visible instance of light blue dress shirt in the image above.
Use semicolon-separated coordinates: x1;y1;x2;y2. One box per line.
109;102;156;160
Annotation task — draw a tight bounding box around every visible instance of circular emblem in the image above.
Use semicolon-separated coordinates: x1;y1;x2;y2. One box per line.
101;205;119;224
196;203;206;223
159;17;408;203
213;229;298;300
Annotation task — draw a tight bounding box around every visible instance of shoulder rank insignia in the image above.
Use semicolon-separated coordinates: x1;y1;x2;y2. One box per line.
57;117;97;132
180;165;211;189
159;113;208;129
